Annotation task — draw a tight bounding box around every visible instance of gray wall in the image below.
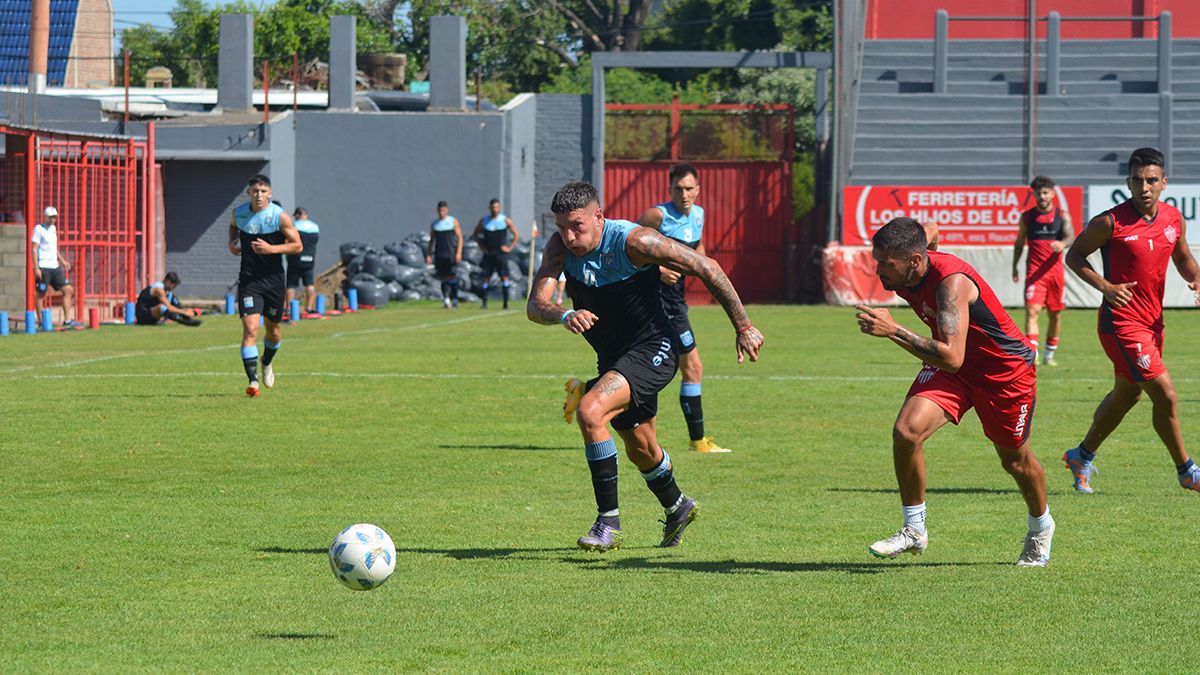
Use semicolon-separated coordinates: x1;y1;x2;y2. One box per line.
501;94;537;237
533;94;592;227
293;110;506;272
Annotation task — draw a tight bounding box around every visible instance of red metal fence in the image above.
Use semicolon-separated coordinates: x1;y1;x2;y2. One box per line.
0;124;157;320
604;101;794;304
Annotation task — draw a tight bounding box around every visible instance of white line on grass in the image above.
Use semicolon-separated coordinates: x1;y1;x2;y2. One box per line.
329;310;511;339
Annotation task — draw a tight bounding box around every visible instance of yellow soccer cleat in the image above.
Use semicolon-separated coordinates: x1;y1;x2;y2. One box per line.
562;378;584;424
689;436;732;454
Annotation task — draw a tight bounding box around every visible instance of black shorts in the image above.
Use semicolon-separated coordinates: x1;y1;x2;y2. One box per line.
661;283;696;354
434;256;456;278
287;263;315;288
238;275;285;322
480;251;510;279
36;267;68;292
135;305;160;325
588;336;678;431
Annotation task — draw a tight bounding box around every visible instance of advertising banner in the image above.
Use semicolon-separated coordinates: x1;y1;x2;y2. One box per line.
1086;184;1200;244
842;185;1084;246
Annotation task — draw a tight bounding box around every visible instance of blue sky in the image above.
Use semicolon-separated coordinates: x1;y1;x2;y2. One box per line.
111;0;279;34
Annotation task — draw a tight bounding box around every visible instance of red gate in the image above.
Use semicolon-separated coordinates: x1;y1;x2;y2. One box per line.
1;124;157;321
604;100;793;304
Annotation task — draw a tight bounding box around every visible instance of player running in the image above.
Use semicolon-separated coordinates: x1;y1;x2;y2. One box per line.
473;198;520;309
1011;175;1074;366
637;163;730;453
529;181;763;552
134;272;201;326
426;201;462;309
856;217;1055;567
1062;147;1200;494
228;174;302;397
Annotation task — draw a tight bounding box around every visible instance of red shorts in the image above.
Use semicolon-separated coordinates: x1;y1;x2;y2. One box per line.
1099;325;1166;382
907;364;1037;449
1025;273;1064;312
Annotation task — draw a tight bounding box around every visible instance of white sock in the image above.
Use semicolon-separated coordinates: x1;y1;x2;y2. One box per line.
902;502;926;534
1028;506;1053;533
600;509;618;518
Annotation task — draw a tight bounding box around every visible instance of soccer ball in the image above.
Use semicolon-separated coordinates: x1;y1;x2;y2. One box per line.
328;523;396;591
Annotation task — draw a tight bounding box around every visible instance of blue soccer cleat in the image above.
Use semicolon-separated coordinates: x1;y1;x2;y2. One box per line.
1180;464;1200;492
577;519;623;552
1063;446;1098;494
658;497;699;548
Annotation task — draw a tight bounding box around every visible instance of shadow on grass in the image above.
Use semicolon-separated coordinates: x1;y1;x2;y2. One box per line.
436;443;574;451
563;557;1009;575
398;546;577;560
256;632;336;640
258;547;326;554
827;487;1017;495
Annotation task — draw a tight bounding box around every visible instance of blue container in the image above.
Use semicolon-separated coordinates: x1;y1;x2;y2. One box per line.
24;310;36;334
41;309;53;332
125;301;136;324
0;311;9;336
225;293;236;315
290;299;301;321
315;294;327;315
348;288;359;311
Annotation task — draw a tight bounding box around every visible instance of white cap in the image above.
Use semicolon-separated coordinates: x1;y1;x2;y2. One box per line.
43;206;58;218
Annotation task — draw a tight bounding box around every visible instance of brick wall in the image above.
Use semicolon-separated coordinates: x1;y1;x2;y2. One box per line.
67;0;114;87
0;225;25;317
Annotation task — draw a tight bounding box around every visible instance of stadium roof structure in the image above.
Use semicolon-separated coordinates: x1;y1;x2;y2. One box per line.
0;0;78;86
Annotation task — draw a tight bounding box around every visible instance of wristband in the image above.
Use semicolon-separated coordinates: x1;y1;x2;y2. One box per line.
560;310;576;325
737;324;755;335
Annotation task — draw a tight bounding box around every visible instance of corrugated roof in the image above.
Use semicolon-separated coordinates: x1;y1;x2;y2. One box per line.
0;0;78;86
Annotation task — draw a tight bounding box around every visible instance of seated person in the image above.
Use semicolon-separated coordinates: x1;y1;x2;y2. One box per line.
135;272;201;326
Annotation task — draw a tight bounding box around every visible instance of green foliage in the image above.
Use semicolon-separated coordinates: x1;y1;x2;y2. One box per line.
2;304;1200;670
119;0;393;88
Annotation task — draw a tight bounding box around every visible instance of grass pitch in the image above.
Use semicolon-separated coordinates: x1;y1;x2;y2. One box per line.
1;303;1197;671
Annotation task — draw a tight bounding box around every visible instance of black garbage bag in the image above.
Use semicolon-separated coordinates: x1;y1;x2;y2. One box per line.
372;254;402;282
350;274;389;307
387;280;405;300
505;258;526;280
401;289;423;302
462;240;483;265
345;254;366;278
395;265;426;287
394;244;425;268
340;242;368;265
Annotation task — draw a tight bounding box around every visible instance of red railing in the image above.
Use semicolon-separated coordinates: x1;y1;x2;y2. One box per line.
0;124;157;320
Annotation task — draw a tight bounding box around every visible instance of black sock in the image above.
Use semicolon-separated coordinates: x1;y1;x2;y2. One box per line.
642;449;683;511
1178;459;1195;475
448;280;459;302
240;345;258;384
502;281;510;309
481;284;489;308
585;439;619;525
680;382;704;441
262;340;280;367
440;281;450;300
1078;444;1096;462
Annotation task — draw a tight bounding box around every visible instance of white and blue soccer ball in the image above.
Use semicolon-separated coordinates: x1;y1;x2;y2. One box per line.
328;523;396;591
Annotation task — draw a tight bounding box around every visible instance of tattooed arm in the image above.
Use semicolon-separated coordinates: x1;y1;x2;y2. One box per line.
854;274;974;372
526;234;599;333
625;226;763;362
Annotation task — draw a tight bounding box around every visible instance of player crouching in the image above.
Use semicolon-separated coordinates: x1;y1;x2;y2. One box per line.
135;272;201;327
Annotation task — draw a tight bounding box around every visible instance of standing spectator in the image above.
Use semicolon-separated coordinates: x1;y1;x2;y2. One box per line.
286;207;321;315
32;206;78;329
426;201;463;309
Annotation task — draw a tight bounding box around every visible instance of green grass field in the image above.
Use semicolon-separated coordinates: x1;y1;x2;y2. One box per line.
2;302;1198;671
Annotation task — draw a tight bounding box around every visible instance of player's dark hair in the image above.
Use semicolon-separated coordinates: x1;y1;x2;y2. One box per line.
489;198;500;206
669;162;698;184
293;207;307;218
873;217;927;257
247;174;271;188
437;200;448;209
1030;175;1055;191
1128;147;1165;175
551;181;600;214
164;271;180;285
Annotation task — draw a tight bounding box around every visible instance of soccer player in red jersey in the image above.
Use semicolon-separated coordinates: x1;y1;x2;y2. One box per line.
856;217;1054;567
1062;147;1200;494
1011;175;1074;366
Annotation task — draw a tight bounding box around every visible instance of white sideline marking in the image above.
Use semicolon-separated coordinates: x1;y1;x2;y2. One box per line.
329;311;509;338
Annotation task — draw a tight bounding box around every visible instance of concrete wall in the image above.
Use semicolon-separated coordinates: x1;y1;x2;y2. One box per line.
533;94;592;226
293;111;506;272
501;94;536;237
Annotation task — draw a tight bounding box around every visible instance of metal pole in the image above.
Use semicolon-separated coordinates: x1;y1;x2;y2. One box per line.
934;10;948;94
25;133;36;311
475;66;482;111
28;0;49;93
123;49;130;132
1047;12;1060;96
591;58;605;199
1026;0;1037;182
293;53;298;112
1158;11;1172;94
263;61;269;125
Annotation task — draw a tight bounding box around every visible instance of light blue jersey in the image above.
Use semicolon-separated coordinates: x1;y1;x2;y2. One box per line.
234;202;284;235
655;201;704;248
482;214;508;231
294;218;320;234
564;219;650;288
432;216;456;232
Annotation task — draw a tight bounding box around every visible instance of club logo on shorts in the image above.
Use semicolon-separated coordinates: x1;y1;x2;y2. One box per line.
1164;224;1179;244
243;296;254;308
1137;353;1153;371
1014;403;1029;438
916;364;937;384
1025;286;1036;301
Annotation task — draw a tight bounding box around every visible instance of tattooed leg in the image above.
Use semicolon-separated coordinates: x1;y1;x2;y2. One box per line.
575;370;632;444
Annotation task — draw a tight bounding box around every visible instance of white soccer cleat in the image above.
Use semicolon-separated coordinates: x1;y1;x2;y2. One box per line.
1016;518;1055;567
868;525;928;558
263;364;275;388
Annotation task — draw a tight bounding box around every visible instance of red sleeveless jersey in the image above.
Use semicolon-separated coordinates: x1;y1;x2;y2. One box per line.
1023;206;1066;285
896;251;1036;384
1099;200;1183;332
